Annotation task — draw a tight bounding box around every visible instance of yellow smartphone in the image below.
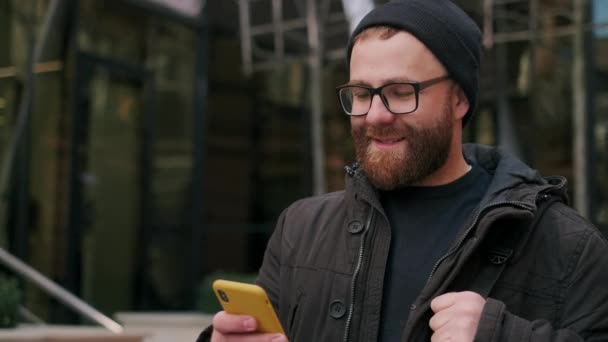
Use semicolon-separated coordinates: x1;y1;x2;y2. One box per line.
212;279;285;334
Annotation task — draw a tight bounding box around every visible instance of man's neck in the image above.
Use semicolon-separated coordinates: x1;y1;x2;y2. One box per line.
412;146;470;187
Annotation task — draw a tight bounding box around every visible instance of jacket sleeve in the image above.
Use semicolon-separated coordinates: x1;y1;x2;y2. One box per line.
196;325;213;342
256;208;289;314
475;229;608;342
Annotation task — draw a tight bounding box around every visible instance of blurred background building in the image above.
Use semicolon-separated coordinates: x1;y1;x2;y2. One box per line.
0;0;606;338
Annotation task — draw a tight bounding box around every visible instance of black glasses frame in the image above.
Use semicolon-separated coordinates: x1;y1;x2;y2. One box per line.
335;75;450;116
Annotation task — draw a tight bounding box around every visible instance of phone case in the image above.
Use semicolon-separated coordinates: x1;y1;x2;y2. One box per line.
212;279;285;334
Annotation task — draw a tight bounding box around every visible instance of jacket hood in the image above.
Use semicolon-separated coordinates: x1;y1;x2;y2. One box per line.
462;144;568;209
345;143;568;211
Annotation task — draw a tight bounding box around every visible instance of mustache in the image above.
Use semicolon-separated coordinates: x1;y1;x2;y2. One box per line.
353;122;414;140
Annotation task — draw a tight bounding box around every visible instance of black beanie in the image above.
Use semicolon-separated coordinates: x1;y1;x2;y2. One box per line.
346;0;482;125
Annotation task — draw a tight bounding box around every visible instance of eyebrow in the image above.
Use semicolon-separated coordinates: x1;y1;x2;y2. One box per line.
346;77;417;87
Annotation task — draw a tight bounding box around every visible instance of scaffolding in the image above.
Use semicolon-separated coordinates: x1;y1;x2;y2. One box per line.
236;0;607;216
483;0;608;217
237;0;352;195
483;0;608;47
237;0;349;74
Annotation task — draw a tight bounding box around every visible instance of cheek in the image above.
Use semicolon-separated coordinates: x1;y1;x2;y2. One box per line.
410;99;449;123
393;113;424;130
350;116;365;130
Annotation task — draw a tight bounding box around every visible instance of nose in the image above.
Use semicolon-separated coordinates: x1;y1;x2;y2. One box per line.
366;94;395;125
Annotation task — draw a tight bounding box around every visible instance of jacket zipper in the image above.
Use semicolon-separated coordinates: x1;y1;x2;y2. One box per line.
424;201;534;286
343;208;375;342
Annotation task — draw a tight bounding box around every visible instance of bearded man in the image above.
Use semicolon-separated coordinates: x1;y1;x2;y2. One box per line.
200;1;608;341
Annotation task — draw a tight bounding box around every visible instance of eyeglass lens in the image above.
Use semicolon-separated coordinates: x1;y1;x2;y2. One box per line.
339;83;417;115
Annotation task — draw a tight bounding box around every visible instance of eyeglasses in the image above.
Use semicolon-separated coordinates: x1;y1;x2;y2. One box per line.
335;75;450;116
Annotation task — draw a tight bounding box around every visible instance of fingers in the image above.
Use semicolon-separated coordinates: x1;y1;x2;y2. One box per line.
429;292;486;342
428;310;450;332
431;291;483;313
212;311;258;333
431;328;462;342
211;312;288;342
212;331;288;342
430;292;456;313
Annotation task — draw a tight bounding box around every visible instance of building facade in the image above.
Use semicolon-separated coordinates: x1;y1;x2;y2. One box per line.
0;0;606;324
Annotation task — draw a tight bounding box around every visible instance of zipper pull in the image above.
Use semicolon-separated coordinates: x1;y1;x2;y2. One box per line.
536;193;550;203
345;163;359;177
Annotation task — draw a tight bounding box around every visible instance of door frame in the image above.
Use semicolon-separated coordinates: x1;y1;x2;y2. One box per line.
66;51;155;311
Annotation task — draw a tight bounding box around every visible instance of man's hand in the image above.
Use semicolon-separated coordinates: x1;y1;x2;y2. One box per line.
429;291;486;342
211;311;288;342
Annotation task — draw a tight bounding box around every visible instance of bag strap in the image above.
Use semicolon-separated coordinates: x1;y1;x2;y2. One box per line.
471;195;561;298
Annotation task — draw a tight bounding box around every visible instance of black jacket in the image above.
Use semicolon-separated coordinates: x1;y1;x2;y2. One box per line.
199;144;608;341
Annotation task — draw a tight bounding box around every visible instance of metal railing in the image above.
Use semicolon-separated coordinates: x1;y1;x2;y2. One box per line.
0;248;124;334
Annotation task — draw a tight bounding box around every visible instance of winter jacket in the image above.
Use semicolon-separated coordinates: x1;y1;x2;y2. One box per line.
198;144;608;341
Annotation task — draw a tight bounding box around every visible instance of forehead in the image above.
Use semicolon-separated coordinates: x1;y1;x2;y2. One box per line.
349;31;445;85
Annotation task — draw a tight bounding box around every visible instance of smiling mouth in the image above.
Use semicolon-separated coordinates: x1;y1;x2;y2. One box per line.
370;137;405;144
369;137;406;151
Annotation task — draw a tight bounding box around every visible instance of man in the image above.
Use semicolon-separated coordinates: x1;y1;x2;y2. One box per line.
200;0;608;341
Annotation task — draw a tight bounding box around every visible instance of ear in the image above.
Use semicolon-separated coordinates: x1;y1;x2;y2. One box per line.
451;84;469;121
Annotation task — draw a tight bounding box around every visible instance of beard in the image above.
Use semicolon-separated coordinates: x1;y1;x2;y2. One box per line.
351;103;454;190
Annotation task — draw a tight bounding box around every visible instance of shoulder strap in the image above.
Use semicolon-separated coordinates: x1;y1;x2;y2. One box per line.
471;195;561;298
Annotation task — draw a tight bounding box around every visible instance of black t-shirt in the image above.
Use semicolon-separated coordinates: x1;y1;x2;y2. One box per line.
378;164;491;341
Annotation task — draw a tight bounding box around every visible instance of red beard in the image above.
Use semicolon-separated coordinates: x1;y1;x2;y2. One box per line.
351;106;454;190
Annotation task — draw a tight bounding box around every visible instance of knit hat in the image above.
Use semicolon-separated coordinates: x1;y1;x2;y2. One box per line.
346;0;482;125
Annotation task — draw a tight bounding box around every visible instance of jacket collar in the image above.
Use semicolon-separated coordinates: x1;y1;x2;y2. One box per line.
345;143;568;213
463;144;568;209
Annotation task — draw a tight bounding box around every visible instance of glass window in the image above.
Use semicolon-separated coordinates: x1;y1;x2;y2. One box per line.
1;0;65;320
80;68;143;314
78;1;146;65
147;21;195;225
594;0;608;38
142;20;198;310
593;0;608;232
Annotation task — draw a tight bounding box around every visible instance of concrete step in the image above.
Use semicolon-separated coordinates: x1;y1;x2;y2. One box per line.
0;325;145;342
0;313;213;342
116;312;213;342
